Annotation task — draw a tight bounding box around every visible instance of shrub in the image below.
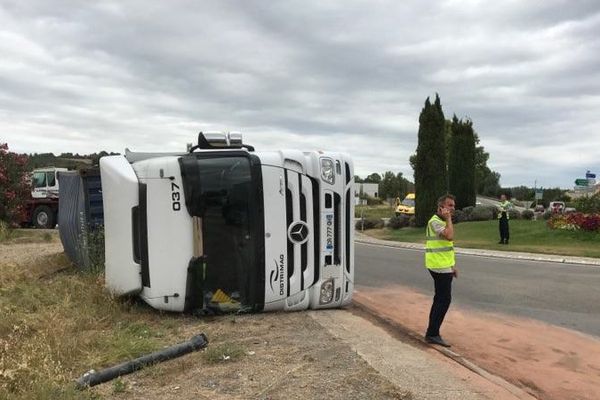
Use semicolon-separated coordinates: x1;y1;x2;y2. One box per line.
452;209;467;223
574;193;600;214
355;218;384;230
0;143;30;226
470;206;495;221
548;214;579;231
547;212;600;232
543;210;552;220
580;214;600;231
366;196;384;206
388;215;409;229
508;209;521;220
86;225;105;273
521;209;534;220
462;206;474;219
408;216;417;227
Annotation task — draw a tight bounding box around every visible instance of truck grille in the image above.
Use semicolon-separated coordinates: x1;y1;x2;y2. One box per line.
284;170;318;296
285;159;353;298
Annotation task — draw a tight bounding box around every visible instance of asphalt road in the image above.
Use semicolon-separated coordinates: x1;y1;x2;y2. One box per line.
356;242;600;338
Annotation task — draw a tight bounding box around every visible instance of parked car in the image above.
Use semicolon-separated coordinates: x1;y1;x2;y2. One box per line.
395;193;415;216
548;201;565;213
534;204;545;213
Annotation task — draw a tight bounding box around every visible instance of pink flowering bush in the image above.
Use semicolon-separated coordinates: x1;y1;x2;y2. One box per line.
0;143;31;226
548;212;600;232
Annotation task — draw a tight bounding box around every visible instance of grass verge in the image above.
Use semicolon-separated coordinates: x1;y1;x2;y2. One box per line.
355;204;396;219
367;219;600;258
0;236;186;399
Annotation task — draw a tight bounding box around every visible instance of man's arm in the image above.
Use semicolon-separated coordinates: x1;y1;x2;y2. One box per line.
439;208;454;241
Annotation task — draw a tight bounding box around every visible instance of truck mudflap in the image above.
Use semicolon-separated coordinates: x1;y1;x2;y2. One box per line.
100;156;143;296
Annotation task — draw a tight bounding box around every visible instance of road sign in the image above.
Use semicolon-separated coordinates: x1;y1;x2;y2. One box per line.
575;179;589;186
586;171;596;179
535;189;543;200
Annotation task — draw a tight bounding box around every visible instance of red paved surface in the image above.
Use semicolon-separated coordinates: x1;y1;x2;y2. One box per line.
355;285;600;400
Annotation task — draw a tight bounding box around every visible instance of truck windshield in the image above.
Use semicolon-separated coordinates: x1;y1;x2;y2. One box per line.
32;172;46;188
402;199;415;207
179;154;264;313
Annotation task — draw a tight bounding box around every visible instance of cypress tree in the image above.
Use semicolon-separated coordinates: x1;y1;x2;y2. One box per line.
414;94;447;227
448;116;476;209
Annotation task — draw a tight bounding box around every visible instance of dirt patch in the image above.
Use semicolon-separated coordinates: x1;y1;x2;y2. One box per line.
0;233;63;266
89;311;411;399
0;232;67;285
355;285;600;400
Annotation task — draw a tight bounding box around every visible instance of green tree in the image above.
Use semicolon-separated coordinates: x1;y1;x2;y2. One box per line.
478;169;501;197
509;186;534;201
0;143;31;225
410;121;501;197
414;94;447;227
364;173;382;183
378;171;396;200
377;171;406;199
448;116;476;209
541;188;570;207
473;136;501;196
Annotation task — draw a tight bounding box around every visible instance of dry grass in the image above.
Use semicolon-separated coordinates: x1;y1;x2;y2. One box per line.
1;230;411;400
0;220;18;242
202;342;246;364
0;231;184;399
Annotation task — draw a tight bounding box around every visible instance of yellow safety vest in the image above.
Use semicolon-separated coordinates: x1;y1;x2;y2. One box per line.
497;200;511;219
425;215;455;270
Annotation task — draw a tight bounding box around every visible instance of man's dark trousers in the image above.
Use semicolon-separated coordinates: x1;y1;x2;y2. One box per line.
499;212;509;243
426;270;453;337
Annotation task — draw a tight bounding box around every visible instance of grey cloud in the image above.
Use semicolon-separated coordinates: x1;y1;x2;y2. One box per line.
1;0;599;187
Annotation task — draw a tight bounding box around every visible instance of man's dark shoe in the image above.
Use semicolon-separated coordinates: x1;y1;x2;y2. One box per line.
425;335;451;347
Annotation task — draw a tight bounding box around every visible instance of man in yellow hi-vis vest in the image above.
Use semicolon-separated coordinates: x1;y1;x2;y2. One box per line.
425;194;457;347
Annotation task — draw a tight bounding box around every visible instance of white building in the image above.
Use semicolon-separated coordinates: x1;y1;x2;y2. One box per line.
355;183;379;199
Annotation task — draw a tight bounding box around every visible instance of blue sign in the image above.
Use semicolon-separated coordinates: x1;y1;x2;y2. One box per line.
586;170;596;179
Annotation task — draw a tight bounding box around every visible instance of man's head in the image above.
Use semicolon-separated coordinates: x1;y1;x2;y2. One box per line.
500;194;507;201
437;194;456;213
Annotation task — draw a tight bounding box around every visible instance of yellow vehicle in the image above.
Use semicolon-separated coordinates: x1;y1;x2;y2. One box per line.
395;193;415;216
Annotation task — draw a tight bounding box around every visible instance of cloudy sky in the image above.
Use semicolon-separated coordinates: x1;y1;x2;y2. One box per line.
1;1;599;188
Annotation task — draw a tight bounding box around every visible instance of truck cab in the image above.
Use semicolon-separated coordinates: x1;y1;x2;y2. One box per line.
31;168;65;199
24;167;67;228
100;132;355;314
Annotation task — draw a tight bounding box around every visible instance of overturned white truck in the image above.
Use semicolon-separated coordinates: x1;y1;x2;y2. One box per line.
100;132;354;313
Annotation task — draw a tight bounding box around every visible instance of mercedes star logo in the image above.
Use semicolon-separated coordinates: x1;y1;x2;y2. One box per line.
288;221;309;244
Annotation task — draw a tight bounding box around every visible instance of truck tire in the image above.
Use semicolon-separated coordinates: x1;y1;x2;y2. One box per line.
33;205;56;229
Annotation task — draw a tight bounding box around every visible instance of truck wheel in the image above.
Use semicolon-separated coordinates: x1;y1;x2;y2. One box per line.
33;206;56;229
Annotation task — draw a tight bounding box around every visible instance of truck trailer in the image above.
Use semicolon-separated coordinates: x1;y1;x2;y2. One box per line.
100;132;355;313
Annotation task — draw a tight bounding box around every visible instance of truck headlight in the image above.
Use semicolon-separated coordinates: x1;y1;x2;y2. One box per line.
319;279;334;304
320;158;335;184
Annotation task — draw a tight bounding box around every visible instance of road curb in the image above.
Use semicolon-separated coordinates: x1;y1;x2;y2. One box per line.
352;301;539;400
355;234;600;267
